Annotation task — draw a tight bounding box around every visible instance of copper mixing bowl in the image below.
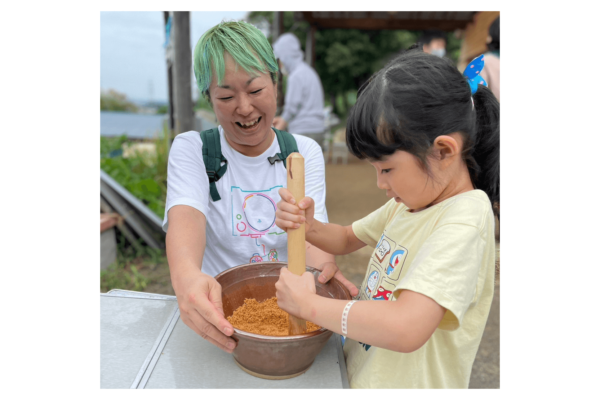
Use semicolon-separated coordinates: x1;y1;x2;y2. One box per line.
215;261;352;380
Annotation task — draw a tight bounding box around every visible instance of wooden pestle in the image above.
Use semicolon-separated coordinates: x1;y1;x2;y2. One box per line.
286;152;308;335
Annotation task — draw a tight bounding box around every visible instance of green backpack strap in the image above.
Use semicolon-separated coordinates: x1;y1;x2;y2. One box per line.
270;128;299;168
201;128;297;202
200;128;228;202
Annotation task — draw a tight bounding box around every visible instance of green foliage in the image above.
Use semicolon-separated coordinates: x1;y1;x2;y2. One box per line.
100;238;168;293
101;89;139;112
100;129;172;293
156;105;169;114
247;11;310;47
315;29;419;115
248;13;422;115
100;124;170;218
101;134;128;158
445;32;462;65
101;263;149;292
248;13;466;117
155;123;170;190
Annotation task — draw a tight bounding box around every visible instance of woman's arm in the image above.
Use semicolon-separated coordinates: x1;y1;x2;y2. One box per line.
166;205;237;353
276;269;445;353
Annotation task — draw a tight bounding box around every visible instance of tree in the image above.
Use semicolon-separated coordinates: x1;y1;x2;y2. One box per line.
101;89;139;112
314;29;418;115
246;12;462;116
248;11;309;47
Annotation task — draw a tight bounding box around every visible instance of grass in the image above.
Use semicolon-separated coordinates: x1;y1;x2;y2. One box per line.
101;232;173;294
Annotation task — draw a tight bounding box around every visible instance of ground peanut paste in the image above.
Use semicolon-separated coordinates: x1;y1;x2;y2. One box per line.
227;297;321;336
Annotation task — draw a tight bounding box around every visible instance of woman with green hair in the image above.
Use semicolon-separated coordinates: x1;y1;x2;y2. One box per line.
162;20;359;353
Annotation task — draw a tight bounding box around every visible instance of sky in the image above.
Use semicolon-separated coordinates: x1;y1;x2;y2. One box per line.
100;11;249;104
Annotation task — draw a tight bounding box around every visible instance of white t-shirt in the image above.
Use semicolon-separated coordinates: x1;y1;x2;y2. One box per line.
162;126;329;277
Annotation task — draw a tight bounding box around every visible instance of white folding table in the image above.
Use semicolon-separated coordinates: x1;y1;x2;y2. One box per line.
100;289;350;388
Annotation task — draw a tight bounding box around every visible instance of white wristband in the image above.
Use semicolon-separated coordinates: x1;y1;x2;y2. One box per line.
341;300;357;336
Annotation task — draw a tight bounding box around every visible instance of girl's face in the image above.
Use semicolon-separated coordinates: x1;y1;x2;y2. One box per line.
370;133;474;212
209;52;277;156
370;150;446;212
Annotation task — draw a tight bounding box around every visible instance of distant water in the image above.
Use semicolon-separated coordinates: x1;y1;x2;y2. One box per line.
100;111;216;139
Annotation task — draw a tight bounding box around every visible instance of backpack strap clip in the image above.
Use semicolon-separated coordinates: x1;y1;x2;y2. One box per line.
267;154;281;165
206;159;228;182
271;128;299;169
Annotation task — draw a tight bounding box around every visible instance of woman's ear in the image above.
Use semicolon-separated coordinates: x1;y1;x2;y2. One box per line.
432;134;461;167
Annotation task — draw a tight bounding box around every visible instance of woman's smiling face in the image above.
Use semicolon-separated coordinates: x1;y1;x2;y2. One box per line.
208;52;277;156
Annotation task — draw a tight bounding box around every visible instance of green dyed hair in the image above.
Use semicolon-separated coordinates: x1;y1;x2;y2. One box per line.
193;20;278;99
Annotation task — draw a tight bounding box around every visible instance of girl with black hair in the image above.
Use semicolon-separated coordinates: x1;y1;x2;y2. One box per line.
274;47;499;388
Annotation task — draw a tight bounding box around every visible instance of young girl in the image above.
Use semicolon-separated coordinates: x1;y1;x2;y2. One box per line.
274;47;499;389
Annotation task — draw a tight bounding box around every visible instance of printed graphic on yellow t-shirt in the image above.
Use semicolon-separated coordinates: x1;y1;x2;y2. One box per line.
359;233;409;301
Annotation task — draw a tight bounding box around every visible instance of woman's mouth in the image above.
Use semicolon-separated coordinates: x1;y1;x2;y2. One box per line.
236;117;262;130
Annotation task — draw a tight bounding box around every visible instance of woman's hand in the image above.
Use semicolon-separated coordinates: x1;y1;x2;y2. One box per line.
275;268;316;319
276;188;315;234
314;261;359;298
172;268;237;353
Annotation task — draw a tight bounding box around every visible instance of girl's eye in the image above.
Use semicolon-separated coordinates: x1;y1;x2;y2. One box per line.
250;89;263;94
381;169;391;174
218;97;232;101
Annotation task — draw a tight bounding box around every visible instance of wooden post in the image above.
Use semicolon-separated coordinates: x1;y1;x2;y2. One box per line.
163;12;175;136
286;152;307;335
273;12;285;115
172;11;195;135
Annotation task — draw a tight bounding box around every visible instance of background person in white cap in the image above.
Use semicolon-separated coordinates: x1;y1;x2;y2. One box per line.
272;33;327;149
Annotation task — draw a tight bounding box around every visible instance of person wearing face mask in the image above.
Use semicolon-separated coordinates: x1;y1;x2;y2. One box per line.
163;21;359;354
418;29;447;58
271;33;327;149
479;17;500;102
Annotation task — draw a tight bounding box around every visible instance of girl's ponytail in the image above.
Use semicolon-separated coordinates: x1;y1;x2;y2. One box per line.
470;86;500;204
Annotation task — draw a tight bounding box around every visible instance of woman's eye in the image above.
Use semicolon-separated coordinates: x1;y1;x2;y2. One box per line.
381;169;391;174
250;89;263;94
218;97;232;101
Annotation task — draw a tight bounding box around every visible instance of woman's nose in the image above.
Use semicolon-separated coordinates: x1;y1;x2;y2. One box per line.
236;94;253;116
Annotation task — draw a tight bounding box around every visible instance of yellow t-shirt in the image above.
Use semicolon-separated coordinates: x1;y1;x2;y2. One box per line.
344;189;496;388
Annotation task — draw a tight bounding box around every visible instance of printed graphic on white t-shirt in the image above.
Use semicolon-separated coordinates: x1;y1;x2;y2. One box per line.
231;185;285;263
